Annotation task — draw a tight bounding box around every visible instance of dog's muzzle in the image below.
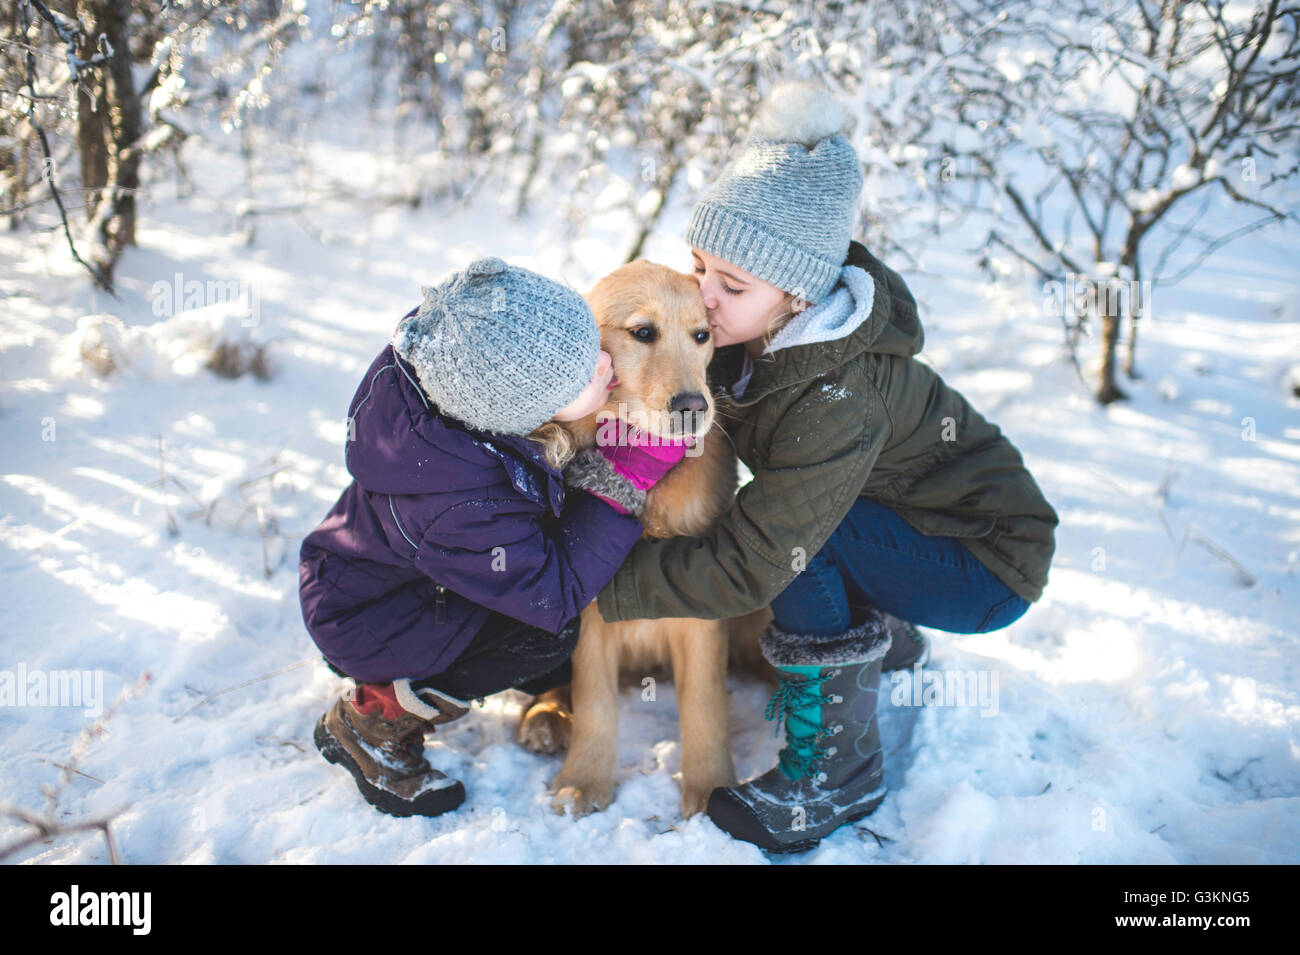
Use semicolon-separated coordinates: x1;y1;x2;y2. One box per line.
668;391;711;435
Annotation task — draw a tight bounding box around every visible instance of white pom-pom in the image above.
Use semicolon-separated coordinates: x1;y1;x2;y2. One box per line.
751;81;847;146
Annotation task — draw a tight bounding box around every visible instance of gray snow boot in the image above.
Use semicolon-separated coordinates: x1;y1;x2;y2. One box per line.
706;613;892;853
848;598;928;671
881;615;929;670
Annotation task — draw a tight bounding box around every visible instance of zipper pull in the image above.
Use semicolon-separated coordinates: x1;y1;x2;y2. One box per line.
434;583;447;624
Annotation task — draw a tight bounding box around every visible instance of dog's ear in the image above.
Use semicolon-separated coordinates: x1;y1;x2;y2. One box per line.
587;265;653;330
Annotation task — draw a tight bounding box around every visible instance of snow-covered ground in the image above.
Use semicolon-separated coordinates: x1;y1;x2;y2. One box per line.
3;81;1299;864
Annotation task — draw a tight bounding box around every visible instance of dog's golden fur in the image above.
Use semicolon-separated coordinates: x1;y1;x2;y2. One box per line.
516;259;772;818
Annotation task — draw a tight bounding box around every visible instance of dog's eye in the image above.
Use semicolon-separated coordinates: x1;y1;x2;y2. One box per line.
695;330;710;344
630;326;657;343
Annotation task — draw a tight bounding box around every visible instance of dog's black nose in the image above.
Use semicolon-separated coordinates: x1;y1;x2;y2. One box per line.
667;392;710;435
669;392;709;416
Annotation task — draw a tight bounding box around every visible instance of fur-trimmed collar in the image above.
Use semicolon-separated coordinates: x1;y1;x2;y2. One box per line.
763;263;876;356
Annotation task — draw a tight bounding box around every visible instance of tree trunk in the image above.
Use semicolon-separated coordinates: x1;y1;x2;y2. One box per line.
624;161;679;264
1124;314;1140;380
101;0;139;249
515;129;543;217
71;0;109;219
1124;257;1144;380
1097;296;1127;404
79;0;140;287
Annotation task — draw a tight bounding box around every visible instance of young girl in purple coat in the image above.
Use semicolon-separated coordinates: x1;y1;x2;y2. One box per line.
298;257;686;818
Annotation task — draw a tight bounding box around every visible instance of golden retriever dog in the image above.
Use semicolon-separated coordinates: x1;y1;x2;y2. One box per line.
516;259;772;818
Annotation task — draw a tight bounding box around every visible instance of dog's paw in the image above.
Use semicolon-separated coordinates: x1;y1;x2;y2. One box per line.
680;772;735;819
679;784;713;820
516;699;573;755
549;775;614;818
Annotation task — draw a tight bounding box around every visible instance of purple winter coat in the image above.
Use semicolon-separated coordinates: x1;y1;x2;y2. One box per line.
298;337;643;684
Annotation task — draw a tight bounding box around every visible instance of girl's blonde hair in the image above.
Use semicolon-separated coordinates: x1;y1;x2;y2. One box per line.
756;293;805;354
526;420;578;470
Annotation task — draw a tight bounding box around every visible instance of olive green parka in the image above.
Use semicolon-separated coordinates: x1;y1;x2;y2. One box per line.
594;241;1058;624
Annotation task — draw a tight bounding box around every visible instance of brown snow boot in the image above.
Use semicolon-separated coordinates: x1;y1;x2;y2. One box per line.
314;678;469;817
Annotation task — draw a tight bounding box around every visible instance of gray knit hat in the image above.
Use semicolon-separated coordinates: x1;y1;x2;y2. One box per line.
391;257;600;436
684;82;864;304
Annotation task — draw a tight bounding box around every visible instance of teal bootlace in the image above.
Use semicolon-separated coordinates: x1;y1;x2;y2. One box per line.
764;673;836;781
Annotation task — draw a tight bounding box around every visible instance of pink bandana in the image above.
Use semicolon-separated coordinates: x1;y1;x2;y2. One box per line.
595;417;695;490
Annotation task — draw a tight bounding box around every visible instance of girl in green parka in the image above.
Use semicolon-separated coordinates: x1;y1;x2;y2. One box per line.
590;82;1060;853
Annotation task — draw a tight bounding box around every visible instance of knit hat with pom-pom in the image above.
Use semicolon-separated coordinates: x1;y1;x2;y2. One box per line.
391;257;601;436
684;81;863;305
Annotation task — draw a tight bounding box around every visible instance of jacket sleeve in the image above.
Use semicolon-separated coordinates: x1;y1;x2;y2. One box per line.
595;367;890;622
409;486;644;635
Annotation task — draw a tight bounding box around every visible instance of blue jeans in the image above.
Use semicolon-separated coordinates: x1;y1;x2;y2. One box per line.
770;497;1030;637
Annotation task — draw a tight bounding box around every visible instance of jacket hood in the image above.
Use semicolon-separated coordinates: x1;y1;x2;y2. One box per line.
717;241;924;405
344;341;565;514
762;260;877;356
843;239;925;360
